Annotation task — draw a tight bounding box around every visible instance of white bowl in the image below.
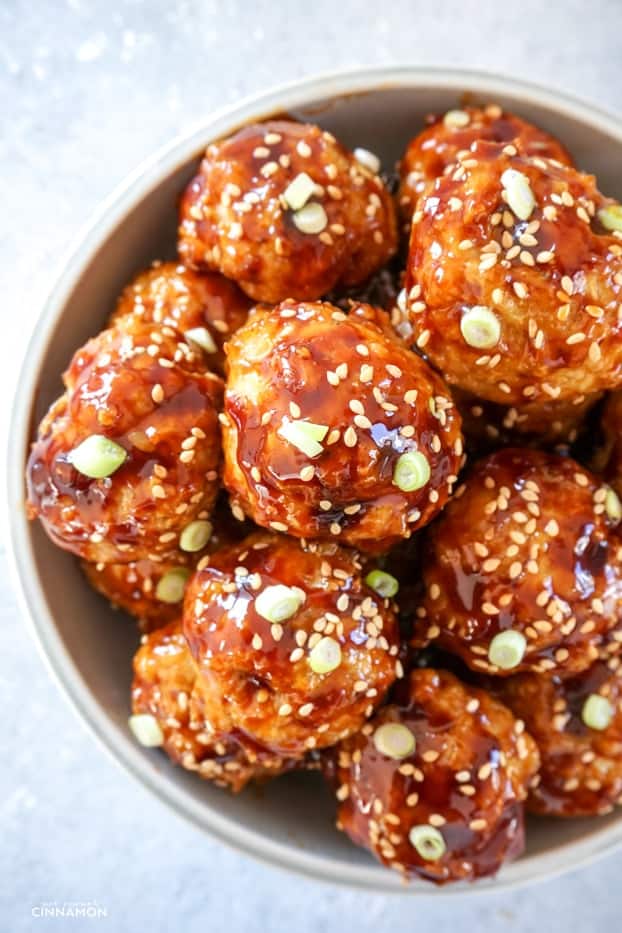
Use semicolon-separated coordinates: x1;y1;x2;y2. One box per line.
8;66;622;894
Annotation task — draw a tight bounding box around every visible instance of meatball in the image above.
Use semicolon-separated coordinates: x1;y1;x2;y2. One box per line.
84;555;194;631
183;531;401;757
398;104;572;227
178;120;398;303
403;140;622;405
131;621;295;791
415;449;622;677
110;261;251;375
496;659;622;816
328;668;539;884
453;387;600;455
82;499;249;630
596;390;622;497
222;300;464;553
26;318;223;563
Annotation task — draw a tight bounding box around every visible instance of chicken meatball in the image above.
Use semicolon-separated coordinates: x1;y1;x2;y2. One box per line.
403;140;622;405
496;659;622;816
111;261;251;375
84;555;194;631
82;499;249;630
26;318;223;563
131;621;295;791
453;388;600;455
328;668;539;884
178;120;398;303
222;301;464;553
183;532;401;758
415;449;622;677
398;104;572;227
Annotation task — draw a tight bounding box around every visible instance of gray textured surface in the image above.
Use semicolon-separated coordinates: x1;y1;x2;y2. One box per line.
2;1;622;930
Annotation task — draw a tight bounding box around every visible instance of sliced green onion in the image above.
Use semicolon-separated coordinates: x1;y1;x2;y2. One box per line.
279;419;329;458
393;451;431;492
460;306;501;349
292;202;327;234
581;693;614;731
68;434;127;479
501;168;536;220
128;713;164;747
353;147;381;174
373;722;416;759
283;172;316;210
488;629;526;670
179;520;212;553
365;569;399;598
598;204;622;233
184;327;217;354
409;825;446;861
255;584;305;623
308;636;342;674
155;568;190;604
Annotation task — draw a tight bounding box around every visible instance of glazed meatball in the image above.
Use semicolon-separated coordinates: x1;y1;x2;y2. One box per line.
328;668;539;884
453;387;600;455
183;532;401;758
84;555;194;631
26;318;223;563
222;301;464;553
111;261;251;375
178;120;398;303
398;104;572;227
497;659;622;816
402;140;622;405
131;621;295;791
82;499;249;630
415;449;622;677
595;390;622;497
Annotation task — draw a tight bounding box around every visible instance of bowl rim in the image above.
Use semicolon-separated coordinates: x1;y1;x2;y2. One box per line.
8;64;622;896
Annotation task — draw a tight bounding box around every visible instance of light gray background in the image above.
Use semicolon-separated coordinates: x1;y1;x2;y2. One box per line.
2;1;622;930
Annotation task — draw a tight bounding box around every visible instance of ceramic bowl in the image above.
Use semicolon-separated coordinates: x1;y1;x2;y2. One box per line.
8;66;622;894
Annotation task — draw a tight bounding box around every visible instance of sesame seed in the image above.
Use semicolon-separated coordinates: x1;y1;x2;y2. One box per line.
269;521;288;532
469;819;487;831
344;426;357;447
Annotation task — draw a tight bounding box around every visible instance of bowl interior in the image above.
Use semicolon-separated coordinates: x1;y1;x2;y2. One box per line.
13;71;622;893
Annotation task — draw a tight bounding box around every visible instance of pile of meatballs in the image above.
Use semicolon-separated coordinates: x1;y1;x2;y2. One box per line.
26;103;622;885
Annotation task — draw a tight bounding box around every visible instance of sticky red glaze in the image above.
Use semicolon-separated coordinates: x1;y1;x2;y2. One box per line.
496;659;622;816
415;449;622;677
402;141;622;405
222;301;464;553
178;120;397;303
26;317;223;563
182;531;401;757
398;105;572;226
82;498;250;630
110;261;252;376
328;668;539;884
132;621;299;791
453;387;601;456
